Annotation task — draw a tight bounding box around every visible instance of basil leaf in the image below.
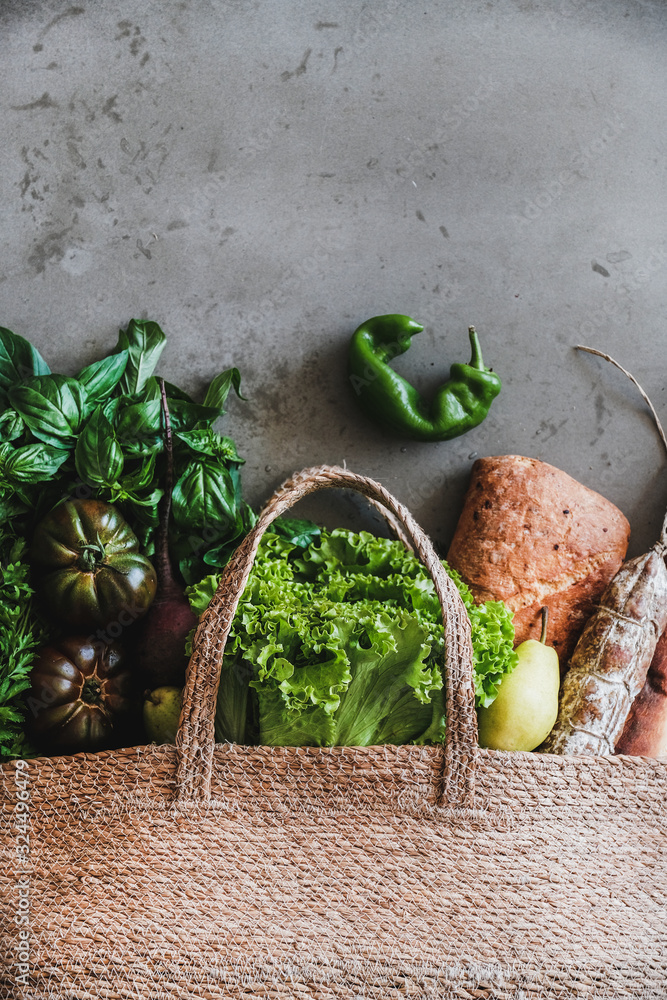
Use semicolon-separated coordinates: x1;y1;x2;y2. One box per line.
0;410;24;443
75;407;124;486
141;376;162;403
0;328;50;392
270;517;322;549
167;398;220;431
160;380;194;403
169;517;244;584
197;505;255;572
173;428;212;455
0;442;15;478
201;526;248;567
114;397;162;456
172;458;236;530
115;452;157;493
0;441;69;483
115;319;166;394
102;395;121;423
203;367;245;411
9;375;91;448
76;350;129;404
116;486;162;519
227;462;243;496
216;435;244;465
134;486;163;510
175;428;245;464
174;552;204;585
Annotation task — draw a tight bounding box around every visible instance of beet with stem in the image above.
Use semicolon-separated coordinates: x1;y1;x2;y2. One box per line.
134;379;198;688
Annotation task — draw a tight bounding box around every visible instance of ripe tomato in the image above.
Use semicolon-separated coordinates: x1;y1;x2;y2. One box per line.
30;498;157;630
26;636;136;753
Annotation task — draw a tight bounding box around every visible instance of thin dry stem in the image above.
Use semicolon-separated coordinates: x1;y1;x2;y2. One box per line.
575;345;667;456
575;345;667;548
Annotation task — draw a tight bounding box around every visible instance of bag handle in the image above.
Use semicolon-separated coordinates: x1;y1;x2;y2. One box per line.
175;464;478;806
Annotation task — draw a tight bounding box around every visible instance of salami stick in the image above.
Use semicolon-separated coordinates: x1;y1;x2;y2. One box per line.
541;514;667;754
542;346;667;754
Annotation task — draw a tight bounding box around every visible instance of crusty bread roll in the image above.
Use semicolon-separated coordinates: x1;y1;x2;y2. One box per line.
615;628;667;757
446;455;631;667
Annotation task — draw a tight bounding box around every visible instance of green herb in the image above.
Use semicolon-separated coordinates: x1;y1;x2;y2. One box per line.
0;326;50;394
0;319;253;583
75;348;129;403
114;319;166;395
187;527;518;747
0;530;43;760
9;374;91;448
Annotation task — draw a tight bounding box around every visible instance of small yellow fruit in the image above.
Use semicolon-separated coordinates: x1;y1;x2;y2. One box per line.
143;686;182;744
477;608;560;752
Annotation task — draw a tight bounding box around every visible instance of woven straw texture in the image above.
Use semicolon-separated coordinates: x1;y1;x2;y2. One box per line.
2;465;666;1000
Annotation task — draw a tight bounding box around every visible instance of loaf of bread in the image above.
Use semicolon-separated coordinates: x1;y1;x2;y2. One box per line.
446;455;631;666
615;628;667;757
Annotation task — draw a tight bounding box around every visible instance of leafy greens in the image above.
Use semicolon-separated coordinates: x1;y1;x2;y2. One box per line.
187;527;518;748
0;529;43;759
0;320;255;583
0;319;255;756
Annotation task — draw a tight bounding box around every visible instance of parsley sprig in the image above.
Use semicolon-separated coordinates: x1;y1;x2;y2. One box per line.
0;531;43;760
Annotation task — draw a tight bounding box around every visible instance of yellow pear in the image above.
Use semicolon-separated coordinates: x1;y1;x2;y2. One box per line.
477;608;560;751
143;686;182;744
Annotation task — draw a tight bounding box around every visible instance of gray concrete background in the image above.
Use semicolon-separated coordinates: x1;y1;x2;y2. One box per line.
2;0;666;558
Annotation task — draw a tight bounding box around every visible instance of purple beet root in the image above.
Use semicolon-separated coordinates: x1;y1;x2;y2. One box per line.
134;380;198;688
134;580;198;688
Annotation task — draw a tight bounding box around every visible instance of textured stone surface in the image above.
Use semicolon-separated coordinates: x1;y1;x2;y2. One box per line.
1;0;666;556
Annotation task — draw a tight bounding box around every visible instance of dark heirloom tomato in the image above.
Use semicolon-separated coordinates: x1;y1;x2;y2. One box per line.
26;636;136;752
31;498;157;630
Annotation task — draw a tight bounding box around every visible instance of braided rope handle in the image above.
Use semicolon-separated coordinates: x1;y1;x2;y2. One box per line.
175;465;478;806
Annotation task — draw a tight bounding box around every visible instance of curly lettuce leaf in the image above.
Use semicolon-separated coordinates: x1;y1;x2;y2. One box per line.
188;528;518;747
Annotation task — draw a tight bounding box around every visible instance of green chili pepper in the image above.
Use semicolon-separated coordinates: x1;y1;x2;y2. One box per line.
348;314;501;442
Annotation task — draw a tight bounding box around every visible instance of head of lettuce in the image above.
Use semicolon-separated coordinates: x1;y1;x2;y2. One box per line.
186;527;518;747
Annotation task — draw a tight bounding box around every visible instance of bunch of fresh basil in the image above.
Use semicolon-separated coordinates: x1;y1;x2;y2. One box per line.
0;319;255;583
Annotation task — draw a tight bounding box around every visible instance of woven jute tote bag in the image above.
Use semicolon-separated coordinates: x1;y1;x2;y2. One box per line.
2;464;666;1000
